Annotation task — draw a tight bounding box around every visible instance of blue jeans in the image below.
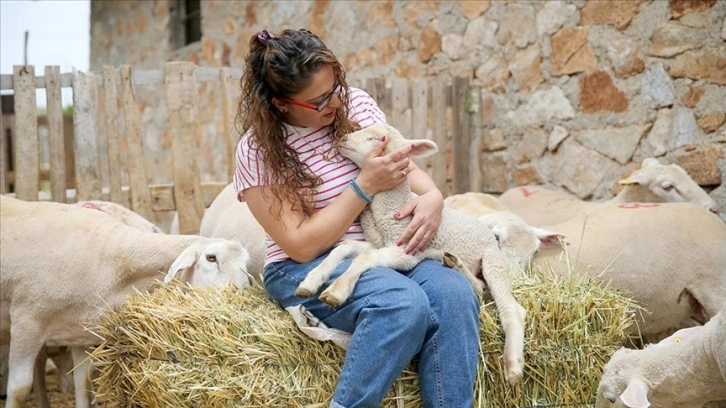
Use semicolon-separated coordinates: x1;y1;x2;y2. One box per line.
263;250;480;408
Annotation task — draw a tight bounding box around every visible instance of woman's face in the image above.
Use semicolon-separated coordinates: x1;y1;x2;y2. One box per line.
274;64;342;128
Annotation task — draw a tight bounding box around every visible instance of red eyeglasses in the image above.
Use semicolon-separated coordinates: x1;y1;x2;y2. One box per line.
280;83;342;112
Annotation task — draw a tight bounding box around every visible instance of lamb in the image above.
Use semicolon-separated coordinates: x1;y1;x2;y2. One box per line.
499;158;720;226
295;123;526;386
0;195;253;408
532;202;726;341
444;192;563;271
197;182;267;282
595;308;726;408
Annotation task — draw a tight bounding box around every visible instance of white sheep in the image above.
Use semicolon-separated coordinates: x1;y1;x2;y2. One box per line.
444;192;563;271
499;158;720;226
532;202;726;341
198;182;267;282
0;195;253;408
595;308;726;408
75;200;163;234
295;123;527;386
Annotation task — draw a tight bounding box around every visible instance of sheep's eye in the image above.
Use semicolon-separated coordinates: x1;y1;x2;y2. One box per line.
607;397;616;403
662;183;675;192
206;254;217;263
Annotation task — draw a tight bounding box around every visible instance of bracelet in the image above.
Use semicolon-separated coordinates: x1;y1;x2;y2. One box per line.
349;179;373;204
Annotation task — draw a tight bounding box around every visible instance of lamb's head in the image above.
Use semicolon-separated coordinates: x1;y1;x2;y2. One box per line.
477;212;562;271
164;238;253;288
619;158;719;215
339;123;438;166
595;326;703;408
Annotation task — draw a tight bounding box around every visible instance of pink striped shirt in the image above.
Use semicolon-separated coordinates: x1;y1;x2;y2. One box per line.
233;87;387;265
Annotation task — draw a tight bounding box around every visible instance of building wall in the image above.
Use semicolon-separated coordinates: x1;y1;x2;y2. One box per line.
90;0;726;214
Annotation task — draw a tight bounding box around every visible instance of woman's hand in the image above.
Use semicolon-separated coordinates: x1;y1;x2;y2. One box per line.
355;136;413;197
394;188;444;255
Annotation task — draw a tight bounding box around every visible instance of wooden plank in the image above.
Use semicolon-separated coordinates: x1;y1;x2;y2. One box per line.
0;93;6;194
72;69;102;200
410;78;428;171
219;68;236;183
467;86;482;192
149;181;227;211
367;77;390;115
165;61;205;235
45;66;67;202
103;66;124;203
451;77;470;194
13;65;40;201
431;80;448;194
389;77;411;137
120;65;153;220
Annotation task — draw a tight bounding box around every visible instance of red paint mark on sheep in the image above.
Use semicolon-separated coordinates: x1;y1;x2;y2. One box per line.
618;203;660;209
520;187;537;198
80;202;103;211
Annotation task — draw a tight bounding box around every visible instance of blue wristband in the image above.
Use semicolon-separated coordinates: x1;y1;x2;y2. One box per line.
350;179;373;204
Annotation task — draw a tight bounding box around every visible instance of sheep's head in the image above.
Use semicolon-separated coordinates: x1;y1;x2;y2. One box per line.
619;158;719;215
595;348;650;408
164;238;253;289
339;123;438;167
477;212;563;271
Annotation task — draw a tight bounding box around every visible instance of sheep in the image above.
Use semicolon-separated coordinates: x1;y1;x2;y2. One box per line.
197;183;267;283
499;158;720;226
295;123;527;386
595;308;726;408
444;192;564;271
0;195;253;408
532;202;726;341
75;200;163;234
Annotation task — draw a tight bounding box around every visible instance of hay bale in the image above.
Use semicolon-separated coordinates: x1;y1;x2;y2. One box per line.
90;266;638;407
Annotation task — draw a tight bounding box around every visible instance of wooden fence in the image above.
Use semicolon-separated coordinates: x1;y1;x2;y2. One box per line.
0;62;483;233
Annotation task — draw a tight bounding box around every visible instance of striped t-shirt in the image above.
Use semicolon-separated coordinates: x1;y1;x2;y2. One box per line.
233;87;387;265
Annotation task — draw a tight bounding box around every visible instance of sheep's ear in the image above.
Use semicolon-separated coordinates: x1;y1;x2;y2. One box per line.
619;171;649;186
532;227;566;248
619;378;650;408
409;140;438;159
641;158;660;169
164;246;198;284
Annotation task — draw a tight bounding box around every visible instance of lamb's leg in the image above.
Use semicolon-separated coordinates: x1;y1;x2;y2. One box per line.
6;325;45;408
32;346;50;408
320;246;422;308
49;346;74;394
70;346;94;408
296;240;373;297
441;252;485;296
479;245;526;386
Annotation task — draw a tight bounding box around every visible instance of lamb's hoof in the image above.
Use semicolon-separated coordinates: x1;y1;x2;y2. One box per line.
319;290;345;308
295;286;315;298
505;364;524;386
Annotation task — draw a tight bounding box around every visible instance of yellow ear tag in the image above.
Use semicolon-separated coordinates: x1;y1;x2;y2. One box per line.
674;338;681;344
618;177;635;185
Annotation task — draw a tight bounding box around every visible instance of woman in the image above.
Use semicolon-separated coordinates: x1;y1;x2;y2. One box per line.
233;28;480;408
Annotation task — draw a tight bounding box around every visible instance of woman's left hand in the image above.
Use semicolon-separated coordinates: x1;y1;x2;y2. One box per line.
394;189;444;255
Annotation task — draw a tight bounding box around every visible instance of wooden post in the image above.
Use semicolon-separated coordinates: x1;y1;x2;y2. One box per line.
72;68;102;201
431;79;448;194
165;61;205;235
13;65;40;201
103;66;124;204
119;65;153;220
451;77;471;195
0;94;6;194
389;77;411;137
467;86;481;193
410;78;428;171
45;66;67;202
219;68;235;184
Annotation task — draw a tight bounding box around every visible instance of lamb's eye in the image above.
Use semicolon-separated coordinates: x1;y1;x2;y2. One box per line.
662;183;675;192
206;254;217;263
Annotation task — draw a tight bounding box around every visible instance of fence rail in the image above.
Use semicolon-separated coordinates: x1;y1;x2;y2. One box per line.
0;63;483;233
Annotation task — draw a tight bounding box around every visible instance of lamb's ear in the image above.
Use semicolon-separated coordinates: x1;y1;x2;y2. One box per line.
409;140;438;159
164;246;198;284
532;227;566;248
641;158;660;168
619;378;650;408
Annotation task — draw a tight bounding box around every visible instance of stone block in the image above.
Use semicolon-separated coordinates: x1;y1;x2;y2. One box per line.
462;0;491;19
669;0;717;19
417;24;441;64
475;53;509;93
580;0;646;30
551;141;617;199
669;46;726;85
482;128;507;152
646;108;701;156
576;125;650;164
607;39;645;78
642;63;676;108
579;71;629;113
697;112;726;133
514;164;543;186
509;44;544;93
674;145;723;185
551;27;597;76
681;86;706;108
497;3;536;48
480;152;510;192
506;86;575;128
536;1;576;36
648;21;707;58
548;126;569;151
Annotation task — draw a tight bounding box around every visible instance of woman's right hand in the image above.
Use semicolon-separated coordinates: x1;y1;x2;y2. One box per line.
356;136;413;196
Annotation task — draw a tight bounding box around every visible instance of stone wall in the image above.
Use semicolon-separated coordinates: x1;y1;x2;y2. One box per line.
90;0;726;216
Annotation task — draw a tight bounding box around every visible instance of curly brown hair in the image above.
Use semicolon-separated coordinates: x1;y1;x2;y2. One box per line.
236;28;359;217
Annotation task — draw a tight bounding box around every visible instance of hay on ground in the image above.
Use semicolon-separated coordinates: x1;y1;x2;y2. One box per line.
89;264;638;408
